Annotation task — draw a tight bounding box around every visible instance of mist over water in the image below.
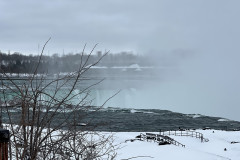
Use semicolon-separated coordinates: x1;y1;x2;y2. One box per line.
1;49;239;122
175;50;240;121
89;50;240;122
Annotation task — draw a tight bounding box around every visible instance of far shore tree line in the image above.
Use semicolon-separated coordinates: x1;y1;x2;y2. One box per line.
0;50;155;74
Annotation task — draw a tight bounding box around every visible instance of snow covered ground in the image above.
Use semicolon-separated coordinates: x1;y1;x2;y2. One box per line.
4;125;240;159
114;130;240;160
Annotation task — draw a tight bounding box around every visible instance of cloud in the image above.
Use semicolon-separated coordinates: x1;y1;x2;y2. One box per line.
1;0;240;54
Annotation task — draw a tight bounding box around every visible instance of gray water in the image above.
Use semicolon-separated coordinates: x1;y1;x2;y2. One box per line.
1;73;240;131
2;106;240;132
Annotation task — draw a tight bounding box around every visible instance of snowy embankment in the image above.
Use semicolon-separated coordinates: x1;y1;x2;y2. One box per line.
4;124;240;159
114;130;240;160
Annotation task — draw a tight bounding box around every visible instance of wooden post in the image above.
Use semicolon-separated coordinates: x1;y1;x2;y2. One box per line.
0;143;2;160
0;129;9;160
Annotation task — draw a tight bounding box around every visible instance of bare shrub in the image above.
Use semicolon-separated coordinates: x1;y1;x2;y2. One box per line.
0;39;117;160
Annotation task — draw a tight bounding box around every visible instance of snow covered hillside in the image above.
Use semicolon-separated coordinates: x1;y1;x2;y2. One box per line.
115;130;240;160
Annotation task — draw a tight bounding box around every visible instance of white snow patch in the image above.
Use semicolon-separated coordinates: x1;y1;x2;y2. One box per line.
192;114;202;118
128;64;140;68
135;68;142;71
112;64;153;69
187;114;203;118
130;109;140;113
218;118;231;122
114;130;240;160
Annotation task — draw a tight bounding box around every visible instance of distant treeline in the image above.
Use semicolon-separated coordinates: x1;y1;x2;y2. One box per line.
0;51;154;74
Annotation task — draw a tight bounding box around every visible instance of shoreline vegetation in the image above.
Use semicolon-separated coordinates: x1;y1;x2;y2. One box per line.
0;51;159;74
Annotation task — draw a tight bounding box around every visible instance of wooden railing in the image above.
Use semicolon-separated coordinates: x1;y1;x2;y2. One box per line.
144;133;185;147
0;129;9;160
159;130;209;142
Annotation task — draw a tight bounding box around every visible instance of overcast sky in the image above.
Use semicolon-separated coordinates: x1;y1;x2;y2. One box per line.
1;0;240;120
0;0;239;55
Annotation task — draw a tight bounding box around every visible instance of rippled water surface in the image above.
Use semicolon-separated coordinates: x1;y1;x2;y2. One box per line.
2;107;240;132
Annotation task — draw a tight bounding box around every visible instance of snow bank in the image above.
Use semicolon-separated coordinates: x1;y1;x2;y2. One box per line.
114;130;240;160
4;124;239;160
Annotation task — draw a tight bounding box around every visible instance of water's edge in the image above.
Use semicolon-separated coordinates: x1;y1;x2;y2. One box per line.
3;107;240;132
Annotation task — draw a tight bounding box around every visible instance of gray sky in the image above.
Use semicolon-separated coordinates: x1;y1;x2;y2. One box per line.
1;0;239;55
1;0;240;120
